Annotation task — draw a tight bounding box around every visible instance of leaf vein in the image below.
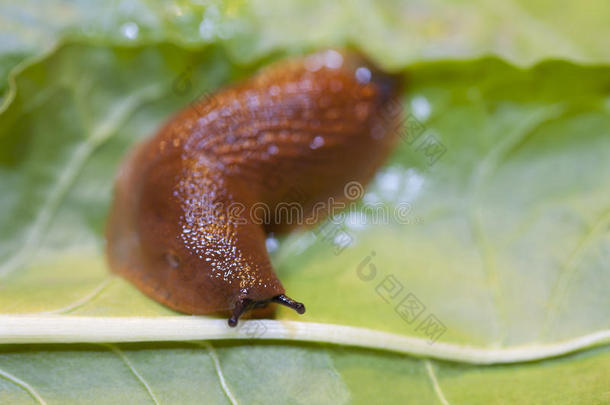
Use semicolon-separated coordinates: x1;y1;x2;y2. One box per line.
467;106;565;344
35;275;115;315
0;366;48;405
0;83;164;279
424;360;450;405
1;317;608;365
104;343;160;405
199;342;239;405
539;207;610;338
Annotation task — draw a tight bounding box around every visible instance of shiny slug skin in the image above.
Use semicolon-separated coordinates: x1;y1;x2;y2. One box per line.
105;50;402;325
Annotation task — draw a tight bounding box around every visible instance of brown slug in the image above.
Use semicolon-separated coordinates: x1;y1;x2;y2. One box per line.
105;49;402;326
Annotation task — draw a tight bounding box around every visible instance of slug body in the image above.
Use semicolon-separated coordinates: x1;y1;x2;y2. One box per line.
106;50;402;325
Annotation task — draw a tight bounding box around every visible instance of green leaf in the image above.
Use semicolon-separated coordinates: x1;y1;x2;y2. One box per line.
2;0;610;98
0;42;609;403
0;44;610;404
0;343;609;404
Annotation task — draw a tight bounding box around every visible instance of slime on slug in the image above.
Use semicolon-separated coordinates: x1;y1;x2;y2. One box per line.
105;49;403;326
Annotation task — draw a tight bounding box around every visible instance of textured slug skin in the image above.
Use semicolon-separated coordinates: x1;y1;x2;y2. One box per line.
105;50;402;322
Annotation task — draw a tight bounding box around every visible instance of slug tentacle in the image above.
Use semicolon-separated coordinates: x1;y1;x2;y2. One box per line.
228;298;251;327
227;294;305;327
272;294;306;314
106;49;402;326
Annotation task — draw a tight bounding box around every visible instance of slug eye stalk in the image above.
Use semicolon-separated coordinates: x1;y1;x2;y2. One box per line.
228;294;306;327
272;294;306;314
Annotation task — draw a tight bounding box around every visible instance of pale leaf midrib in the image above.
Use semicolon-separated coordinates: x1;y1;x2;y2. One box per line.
0;316;607;365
